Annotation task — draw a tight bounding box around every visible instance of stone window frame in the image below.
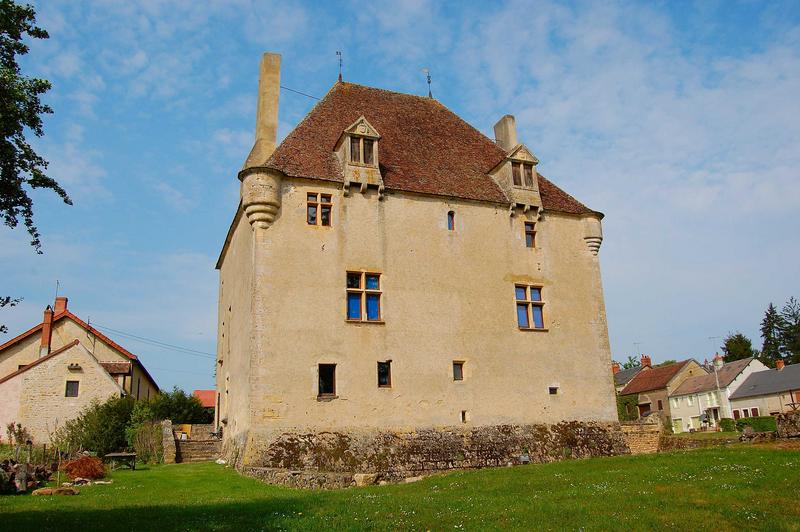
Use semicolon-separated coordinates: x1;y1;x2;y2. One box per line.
348;135;378;168
524;221;536;248
511;161;536;189
377;360;392;388
346;271;383;323
452;360;465;381
65;380;80;398
515;284;547;331
307;192;333;227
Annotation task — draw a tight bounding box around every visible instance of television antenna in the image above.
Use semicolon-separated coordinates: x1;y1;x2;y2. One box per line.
421;68;432;98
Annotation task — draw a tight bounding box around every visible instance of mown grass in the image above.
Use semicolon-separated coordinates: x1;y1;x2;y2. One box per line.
1;446;798;531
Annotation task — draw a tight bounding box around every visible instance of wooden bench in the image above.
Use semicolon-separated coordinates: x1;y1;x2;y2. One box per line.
104;452;137;470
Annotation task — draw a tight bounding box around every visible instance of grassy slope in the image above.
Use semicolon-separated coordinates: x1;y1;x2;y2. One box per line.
1;446;798;531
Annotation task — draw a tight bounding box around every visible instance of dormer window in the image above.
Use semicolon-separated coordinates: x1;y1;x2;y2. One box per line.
349;136;377;166
512;162;535;188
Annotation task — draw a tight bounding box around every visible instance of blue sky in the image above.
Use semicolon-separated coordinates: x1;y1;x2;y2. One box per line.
1;0;799;391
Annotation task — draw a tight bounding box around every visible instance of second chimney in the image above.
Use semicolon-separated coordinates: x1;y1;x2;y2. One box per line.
640;354;652;368
54;296;68;314
40;305;54;358
493;114;518;152
243;53;282;170
612;362;620;375
777;359;785;370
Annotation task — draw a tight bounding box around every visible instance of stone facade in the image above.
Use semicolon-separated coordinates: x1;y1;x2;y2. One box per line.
620;419;661;454
216;53;623;481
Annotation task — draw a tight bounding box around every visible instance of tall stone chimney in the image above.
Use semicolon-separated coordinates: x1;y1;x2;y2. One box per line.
493;114;518;152
240;52;283;230
243;53;281;170
54;296;68;314
40;305;54;357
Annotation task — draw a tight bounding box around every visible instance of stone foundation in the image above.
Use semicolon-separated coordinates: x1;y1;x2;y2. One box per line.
230;421;628;488
620;419;661;454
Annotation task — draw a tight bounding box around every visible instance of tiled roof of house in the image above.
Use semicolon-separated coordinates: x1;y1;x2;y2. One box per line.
0;308;158;391
264;82;595;214
193;389;216;408
0;340;80;385
614;366;643;387
671;358;754;396
620;360;696;395
729;363;800;400
100;362;132;375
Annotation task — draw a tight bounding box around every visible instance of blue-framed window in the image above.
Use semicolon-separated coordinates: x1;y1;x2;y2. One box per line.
515;284;545;330
346;271;382;322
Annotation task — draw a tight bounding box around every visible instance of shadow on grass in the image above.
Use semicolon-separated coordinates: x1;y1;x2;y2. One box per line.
2;499;311;531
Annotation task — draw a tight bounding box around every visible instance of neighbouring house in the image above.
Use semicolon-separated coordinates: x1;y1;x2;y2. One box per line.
193;389;217;421
668;355;768;433
214;53;624;480
618;356;707;423
0;297;158;442
612;360;647;393
728;360;800;417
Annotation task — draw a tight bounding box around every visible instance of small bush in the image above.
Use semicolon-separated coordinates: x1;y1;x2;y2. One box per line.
61;455;106;480
51;396;135;456
735;416;777;433
719;418;736;432
130;422;163;464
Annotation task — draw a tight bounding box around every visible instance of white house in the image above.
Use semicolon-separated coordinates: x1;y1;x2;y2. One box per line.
668;356;768;433
729;360;800;418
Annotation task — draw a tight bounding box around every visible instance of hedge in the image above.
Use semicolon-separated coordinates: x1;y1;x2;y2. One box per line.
735;416;777;433
719;418;736;432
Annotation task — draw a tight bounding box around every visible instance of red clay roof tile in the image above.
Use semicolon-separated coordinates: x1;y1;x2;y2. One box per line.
620;360;697;395
264;82;594;214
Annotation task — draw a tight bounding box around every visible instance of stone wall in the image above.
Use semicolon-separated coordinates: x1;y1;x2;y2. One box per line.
658;435;740;451
776;411;800;438
162;420;176;464
238;421;628;486
620;420;661;454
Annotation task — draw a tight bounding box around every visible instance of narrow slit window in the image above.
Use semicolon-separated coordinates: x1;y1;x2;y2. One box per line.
515;285;545;330
346;272;382;322
65;380;79;397
523;163;534;187
377;361;391;387
512;162;522;186
461;410;468;423
318;364;336;396
350;136;361;163
524;222;536;248
363;139;374;165
453;361;464;381
447;211;455;231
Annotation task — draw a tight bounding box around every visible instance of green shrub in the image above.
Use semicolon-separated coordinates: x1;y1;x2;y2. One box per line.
735;416;777;433
51;396;135;456
719;418;736;432
125;402;163;463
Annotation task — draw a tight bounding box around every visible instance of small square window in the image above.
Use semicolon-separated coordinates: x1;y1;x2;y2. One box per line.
65;380;79;397
453;361;464;381
378;361;391;388
548;386;559;395
318;364;336;396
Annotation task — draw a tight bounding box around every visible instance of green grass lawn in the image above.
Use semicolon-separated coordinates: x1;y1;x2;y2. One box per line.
1;446;798;531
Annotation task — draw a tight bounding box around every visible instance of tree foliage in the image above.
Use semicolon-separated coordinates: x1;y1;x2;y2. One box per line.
1;0;70;251
0;295;20;334
621;355;641;370
760;303;783;367
779;297;800;364
145;387;212;424
721;332;758;362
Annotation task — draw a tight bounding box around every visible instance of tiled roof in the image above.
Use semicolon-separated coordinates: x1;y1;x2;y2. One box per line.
193;389;216;408
264;82;595;214
100;362;132;375
620;360;696;395
729;363;800;400
671;358;754;396
614;366;643;387
0;340;80;385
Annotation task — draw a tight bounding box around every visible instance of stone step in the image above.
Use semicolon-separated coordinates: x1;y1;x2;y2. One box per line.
175;439;221;464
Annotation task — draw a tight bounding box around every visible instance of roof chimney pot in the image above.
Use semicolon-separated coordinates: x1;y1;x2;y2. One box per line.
40;305;54;358
776;359;785;371
612;362;620;375
640;354;652;368
54;296;68;314
493;114;518;152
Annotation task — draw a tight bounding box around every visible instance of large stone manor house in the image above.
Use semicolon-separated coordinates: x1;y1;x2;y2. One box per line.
215;53;624;483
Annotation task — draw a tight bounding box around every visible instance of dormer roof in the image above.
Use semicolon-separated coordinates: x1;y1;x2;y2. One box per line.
265;82;595;215
344;115;380;139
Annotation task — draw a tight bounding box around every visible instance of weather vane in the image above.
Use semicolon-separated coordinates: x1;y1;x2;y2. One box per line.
421;68;432;98
336;51;343;82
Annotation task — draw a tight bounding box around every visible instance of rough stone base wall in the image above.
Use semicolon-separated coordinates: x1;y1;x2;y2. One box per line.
161;420;176;464
658;435;740;451
776;411;800;438
233;421;628;487
620;421;661;454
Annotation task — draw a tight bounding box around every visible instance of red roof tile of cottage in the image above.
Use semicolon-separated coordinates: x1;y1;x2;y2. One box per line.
620;360;694;395
264;82;595;214
193;390;216;408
